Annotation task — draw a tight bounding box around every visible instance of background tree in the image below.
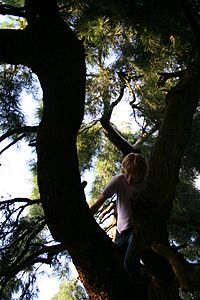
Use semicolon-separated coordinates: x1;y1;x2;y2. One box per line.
0;0;200;299
51;279;89;300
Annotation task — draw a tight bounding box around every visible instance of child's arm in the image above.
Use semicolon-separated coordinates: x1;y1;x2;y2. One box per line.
90;193;107;216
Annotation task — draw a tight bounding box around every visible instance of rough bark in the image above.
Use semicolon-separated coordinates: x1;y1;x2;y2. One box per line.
22;2;141;299
99;47;200;298
129;55;200;297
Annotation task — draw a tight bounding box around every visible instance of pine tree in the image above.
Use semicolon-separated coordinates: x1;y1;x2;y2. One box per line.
0;1;200;299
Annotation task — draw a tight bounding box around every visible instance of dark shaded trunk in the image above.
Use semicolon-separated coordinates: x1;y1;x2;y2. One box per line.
31;3;141;299
131;56;200;298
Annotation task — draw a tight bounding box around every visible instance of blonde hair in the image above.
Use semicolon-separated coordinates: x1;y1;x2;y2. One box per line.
121;153;147;183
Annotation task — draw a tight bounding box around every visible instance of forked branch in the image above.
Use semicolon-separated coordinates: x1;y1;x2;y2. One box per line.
151;241;189;291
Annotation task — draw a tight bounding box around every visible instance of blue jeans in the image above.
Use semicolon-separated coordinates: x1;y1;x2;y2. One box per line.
115;228;140;279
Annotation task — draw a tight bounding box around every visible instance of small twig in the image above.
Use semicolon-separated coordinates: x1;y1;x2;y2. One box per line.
133;122;160;148
79;120;100;134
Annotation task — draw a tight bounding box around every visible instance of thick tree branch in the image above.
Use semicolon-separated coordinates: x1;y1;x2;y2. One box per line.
100;118;138;155
143;54;200;219
0;2;25;18
0;197;41;205
100;89;139;154
152;241;200;291
100;72;141;155
0;126;38;143
130;54;200;295
151;241;189;291
110;85;126;111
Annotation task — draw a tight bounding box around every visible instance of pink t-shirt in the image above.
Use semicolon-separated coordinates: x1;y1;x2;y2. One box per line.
102;174;145;233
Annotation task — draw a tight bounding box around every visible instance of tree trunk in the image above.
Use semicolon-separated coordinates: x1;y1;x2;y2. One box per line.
22;5;200;300
30;2;141;299
131;55;200;299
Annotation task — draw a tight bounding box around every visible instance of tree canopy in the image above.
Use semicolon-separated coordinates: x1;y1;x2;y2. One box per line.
0;0;200;299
